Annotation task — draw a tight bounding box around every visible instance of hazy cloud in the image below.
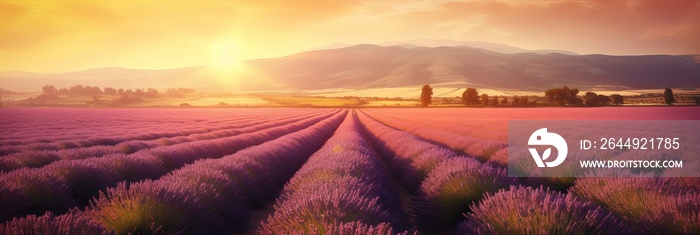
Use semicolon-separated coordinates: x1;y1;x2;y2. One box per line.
0;0;697;72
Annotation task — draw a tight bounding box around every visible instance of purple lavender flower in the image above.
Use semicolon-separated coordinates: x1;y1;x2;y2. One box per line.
89;180;233;234
412;157;516;233
460;185;630;234
0;212;107;235
572;176;699;234
259;114;408;234
0;169;73;222
47;160;119;205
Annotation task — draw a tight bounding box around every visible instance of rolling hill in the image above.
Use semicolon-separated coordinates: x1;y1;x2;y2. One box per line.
244;44;699;91
1;44;698;94
314;39;579;55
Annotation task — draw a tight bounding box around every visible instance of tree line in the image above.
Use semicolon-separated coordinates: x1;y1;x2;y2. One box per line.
37;85;199;105
543;86;623;106
461;87;531;106
40;85;159;98
417;85;686;107
39;85;196;98
38;85;160;105
419;85;533;107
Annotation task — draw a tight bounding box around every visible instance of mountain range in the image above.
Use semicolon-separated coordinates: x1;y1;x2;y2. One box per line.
1;42;698;94
313;39;579;55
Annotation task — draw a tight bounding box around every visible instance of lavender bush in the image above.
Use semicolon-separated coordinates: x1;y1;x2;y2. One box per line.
0;150;59;172
0;212;107;235
412;157;517;232
460;185;630;234
86;111;346;234
572;176;699;234
47;160;123;205
261;185;401;234
90;180;233;234
362;110;507;161
356;112;459;193
260;114;408;234
0;169;73;222
307;221;414;235
0;110;324;172
0;112;337;222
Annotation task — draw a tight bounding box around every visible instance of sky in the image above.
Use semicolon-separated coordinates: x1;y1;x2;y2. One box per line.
1;0;699;72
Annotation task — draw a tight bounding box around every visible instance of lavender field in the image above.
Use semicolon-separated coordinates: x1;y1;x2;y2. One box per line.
1;107;699;234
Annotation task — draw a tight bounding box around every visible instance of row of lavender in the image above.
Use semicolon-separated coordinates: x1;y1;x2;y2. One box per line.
0;108;290;142
0;109;322;156
0;110;339;223
258;112;409;234
1;111;346;234
360;109;698;234
1;108;698;234
252;111;642;234
362;109;507;164
0;110;327;172
0;109;254;145
356;111;519;233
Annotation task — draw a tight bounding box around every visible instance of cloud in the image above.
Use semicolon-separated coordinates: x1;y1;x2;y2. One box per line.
361;0;700;54
0;0;362;71
0;0;697;72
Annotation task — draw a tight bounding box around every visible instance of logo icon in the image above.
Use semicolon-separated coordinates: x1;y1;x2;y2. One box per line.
528;128;568;167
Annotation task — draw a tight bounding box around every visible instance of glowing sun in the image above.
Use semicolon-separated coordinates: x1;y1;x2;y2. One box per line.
210;42;243;72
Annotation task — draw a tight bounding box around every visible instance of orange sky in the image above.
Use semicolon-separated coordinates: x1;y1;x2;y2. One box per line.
1;0;699;72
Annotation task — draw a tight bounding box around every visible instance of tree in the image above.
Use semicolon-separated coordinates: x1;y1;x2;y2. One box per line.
584;92;611;106
570;97;583;106
584;92;599;106
513;96;520;106
545;86;581;106
491;96;499;106
597;95;611;106
145;88;159;98
42;85;58;98
566;88;581;106
664;87;674;105
104;87;117;95
501;96;509;105
545;89;557;104
420;84;433;107
83;86;102;96
520;96;529;106
480;94;489;106
69;85;85;95
57;88;69;96
462;88;480;105
610;94;623;105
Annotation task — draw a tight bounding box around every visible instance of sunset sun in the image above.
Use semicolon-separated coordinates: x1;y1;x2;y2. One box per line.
210;42;244;72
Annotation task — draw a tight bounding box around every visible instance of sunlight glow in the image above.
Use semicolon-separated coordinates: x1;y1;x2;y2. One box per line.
207;41;252;89
204;40;276;91
210;41;244;73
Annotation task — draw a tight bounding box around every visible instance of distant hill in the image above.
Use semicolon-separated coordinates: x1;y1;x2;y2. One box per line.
0;66;224;92
314;39;579;55
245;44;699;91
1;44;698;93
